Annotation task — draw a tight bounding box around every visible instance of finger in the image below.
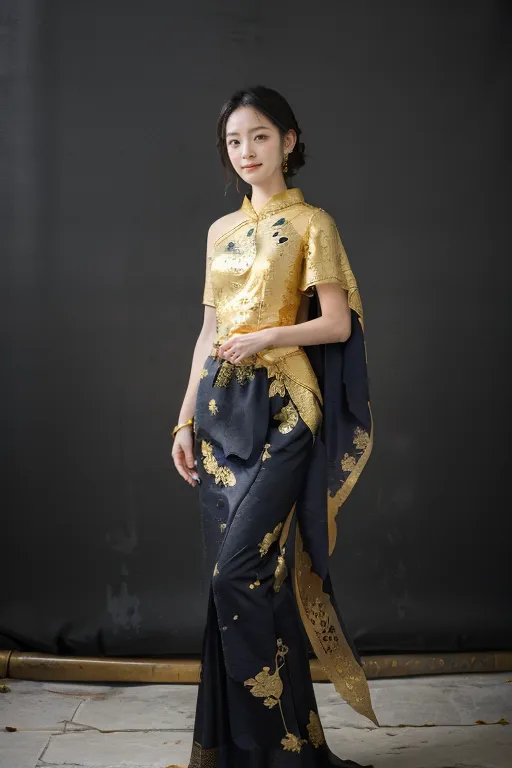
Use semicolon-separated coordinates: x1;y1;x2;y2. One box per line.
185;449;195;470
174;454;190;481
174;453;197;485
176;461;191;483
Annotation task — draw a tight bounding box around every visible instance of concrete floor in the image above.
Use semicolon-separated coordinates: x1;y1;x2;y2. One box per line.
0;673;510;767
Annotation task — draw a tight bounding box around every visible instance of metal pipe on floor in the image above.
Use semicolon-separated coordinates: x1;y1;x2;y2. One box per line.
1;650;511;683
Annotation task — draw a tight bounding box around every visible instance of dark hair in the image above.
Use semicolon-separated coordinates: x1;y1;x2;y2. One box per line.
216;85;306;189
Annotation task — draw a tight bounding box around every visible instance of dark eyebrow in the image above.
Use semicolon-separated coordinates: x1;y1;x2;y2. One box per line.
226;125;270;137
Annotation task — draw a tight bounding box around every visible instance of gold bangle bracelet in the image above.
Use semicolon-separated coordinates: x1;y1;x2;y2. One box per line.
171;417;194;439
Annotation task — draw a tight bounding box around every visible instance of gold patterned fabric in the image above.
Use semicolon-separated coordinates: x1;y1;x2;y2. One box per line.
203;188;352;326
203;188;364;442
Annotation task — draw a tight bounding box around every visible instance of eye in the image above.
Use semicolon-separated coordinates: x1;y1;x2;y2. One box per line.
228;139;240;146
255;134;267;140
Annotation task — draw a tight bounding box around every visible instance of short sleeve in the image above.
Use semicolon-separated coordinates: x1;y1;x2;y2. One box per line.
299;209;354;295
202;237;215;307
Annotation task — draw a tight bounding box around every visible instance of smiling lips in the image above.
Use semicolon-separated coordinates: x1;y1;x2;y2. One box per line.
242;163;262;170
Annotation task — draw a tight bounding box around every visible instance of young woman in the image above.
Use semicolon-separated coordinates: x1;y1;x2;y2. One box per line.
170;85;376;768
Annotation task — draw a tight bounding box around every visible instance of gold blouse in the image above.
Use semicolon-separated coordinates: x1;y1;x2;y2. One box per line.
202;187;363;435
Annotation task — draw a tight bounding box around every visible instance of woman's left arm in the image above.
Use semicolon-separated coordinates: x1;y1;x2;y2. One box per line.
217;283;351;362
268;283;351;346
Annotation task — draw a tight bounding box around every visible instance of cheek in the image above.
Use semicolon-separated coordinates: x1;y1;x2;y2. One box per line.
227;147;239;166
262;141;280;162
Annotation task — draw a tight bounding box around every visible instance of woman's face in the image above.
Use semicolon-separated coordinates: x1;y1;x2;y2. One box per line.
225;106;295;185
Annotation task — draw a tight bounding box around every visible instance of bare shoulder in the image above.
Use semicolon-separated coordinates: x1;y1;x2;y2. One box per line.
208;210;247;244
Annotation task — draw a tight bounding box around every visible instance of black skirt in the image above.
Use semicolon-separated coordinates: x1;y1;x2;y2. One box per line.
179;315;376;767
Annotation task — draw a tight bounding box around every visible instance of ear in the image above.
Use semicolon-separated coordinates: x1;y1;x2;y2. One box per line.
285;128;297;154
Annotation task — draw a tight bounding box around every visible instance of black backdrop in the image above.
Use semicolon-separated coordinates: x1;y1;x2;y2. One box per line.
2;0;511;657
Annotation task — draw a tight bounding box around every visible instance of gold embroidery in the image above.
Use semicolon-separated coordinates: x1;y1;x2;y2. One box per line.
258;522;283;556
199;368;208;379
244;637;288;705
328;408;374;555
307;710;325;747
233;614;238;620
341;453;357;472
213;562;219;576
273;550;288;592
201;441;236;487
259;347;322;436
189;740;218;768
219;522;226;532
273;402;299;434
281;732;308;752
269;372;286;397
262;443;271;461
213;360;256;388
244;637;307;753
353;426;370;452
235;363;256;385
208;399;218;415
249;578;260;589
209;345;323;437
340;426;369;473
213;361;234;387
294;527;378;726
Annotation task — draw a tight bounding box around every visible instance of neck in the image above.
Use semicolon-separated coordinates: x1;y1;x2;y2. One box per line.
249;175;288;215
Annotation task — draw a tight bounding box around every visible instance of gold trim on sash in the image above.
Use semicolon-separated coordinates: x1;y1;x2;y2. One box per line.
293;524;378;726
327;404;374;555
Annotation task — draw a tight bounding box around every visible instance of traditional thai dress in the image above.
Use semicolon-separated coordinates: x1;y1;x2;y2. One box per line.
176;187;376;768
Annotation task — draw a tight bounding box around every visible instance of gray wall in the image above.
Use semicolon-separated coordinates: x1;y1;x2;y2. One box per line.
1;0;510;655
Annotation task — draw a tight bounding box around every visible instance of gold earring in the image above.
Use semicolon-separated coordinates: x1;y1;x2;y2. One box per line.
282;153;288;173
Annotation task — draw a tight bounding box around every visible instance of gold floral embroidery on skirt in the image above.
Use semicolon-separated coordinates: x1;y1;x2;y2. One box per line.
273;402;299;434
258;522;283;556
213;360;256;388
268;370;286;397
244;636;288;707
208;399;218;415
199;368;209;379
307;709;326;747
281;732;308;752
244;637;308;753
201;441;236;487
273;549;288;592
262;443;271;461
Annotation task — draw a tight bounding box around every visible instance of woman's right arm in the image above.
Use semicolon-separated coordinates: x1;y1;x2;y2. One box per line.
171;218;222;487
171;304;216;487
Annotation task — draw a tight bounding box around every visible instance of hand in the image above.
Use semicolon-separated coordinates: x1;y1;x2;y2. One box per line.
218;329;274;363
171;426;200;487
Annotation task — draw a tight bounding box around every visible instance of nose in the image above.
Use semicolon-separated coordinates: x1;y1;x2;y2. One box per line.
241;144;255;159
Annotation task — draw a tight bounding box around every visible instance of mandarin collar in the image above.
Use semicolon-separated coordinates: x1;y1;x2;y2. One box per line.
240;187;305;221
